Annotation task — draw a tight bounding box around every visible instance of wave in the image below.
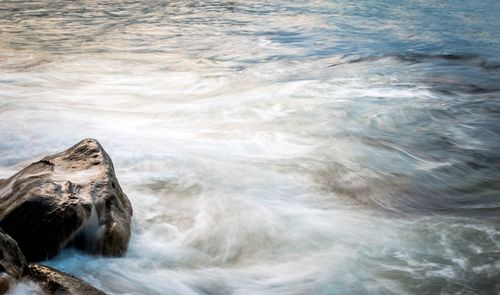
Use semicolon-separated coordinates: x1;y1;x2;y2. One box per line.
329;52;500;72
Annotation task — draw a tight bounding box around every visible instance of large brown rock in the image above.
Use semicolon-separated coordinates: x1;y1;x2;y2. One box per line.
0;230;26;294
0;139;132;262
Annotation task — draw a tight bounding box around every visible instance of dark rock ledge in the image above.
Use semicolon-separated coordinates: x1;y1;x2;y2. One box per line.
0;139;133;294
0;230;25;294
26;263;106;295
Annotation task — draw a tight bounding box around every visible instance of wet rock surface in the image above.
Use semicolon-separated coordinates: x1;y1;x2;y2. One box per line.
26;263;107;295
0;139;133;262
0;231;26;294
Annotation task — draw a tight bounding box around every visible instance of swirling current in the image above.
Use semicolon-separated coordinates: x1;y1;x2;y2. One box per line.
1;1;500;294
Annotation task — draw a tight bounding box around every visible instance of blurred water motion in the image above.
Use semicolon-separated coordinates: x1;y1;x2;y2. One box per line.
1;1;500;294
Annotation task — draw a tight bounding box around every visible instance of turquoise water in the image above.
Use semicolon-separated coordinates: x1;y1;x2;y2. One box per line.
1;1;500;294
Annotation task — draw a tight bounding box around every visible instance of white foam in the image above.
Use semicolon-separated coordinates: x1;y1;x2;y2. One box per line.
1;2;498;293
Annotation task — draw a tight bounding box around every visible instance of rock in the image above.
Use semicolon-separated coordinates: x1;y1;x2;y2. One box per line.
26;263;107;295
0;230;26;294
0;139;133;262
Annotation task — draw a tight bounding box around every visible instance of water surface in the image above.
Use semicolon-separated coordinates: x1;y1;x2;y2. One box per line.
1;1;500;294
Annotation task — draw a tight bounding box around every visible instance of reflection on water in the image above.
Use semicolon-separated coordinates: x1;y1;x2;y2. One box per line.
1;0;500;294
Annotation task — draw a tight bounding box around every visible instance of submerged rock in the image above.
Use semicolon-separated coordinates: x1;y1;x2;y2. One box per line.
0;139;133;262
26;263;107;295
0;230;26;294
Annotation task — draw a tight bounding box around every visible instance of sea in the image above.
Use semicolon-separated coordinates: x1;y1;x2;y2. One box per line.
1;0;499;294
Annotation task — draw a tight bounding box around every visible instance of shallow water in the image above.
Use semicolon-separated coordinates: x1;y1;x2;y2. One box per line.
1;0;500;294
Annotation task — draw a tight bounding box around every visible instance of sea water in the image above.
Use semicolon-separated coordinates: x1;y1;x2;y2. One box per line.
1;1;499;294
